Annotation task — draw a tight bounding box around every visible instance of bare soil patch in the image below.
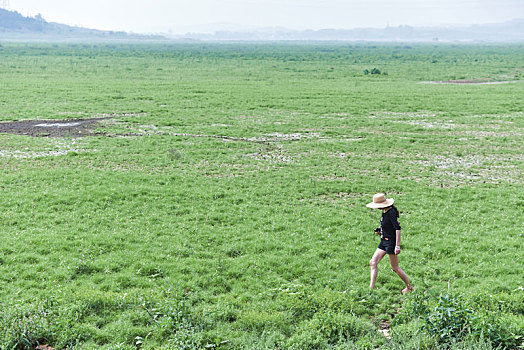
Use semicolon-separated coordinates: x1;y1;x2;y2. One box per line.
0;118;107;137
378;320;391;339
312;191;364;204
419;80;513;85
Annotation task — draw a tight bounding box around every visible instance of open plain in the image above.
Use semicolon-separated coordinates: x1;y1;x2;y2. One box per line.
0;43;523;349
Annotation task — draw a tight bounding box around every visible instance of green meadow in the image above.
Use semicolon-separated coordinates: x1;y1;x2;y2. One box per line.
0;43;523;349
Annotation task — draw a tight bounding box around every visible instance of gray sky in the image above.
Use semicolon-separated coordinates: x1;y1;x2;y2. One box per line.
8;0;524;34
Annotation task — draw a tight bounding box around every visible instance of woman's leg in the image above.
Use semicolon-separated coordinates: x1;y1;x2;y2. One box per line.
388;254;412;293
369;248;386;289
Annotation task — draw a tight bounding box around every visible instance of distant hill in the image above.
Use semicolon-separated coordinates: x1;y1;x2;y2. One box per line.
176;19;524;43
0;9;167;42
2;8;523;43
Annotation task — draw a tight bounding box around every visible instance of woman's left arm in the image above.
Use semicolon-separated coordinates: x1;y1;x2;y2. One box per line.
389;209;402;255
395;230;401;254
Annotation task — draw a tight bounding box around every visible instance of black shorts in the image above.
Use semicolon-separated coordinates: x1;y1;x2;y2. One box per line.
378;238;395;254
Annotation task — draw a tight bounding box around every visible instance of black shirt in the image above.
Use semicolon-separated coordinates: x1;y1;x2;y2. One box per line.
380;206;401;239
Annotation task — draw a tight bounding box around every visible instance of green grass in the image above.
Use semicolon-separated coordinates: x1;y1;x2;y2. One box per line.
0;43;523;349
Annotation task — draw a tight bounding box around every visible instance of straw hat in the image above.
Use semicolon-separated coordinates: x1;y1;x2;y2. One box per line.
366;193;394;209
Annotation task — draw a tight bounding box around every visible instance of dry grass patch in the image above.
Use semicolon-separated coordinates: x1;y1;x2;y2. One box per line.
415;153;523;184
419;80;514;85
313;191;363;204
0;139;94;159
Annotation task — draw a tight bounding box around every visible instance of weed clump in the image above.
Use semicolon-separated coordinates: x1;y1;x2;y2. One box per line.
364;67;387;75
286;311;378;349
0;301;51;349
393;291;524;349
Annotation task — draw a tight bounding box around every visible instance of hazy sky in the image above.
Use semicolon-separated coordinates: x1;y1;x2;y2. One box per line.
7;0;524;34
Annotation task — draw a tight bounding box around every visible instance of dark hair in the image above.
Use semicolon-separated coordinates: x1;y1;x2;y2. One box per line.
387;205;399;218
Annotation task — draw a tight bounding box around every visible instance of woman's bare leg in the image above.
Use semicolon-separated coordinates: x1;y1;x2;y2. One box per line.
369;248;386;289
388;254;412;293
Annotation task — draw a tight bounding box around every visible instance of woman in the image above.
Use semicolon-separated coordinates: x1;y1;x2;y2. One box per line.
366;193;412;294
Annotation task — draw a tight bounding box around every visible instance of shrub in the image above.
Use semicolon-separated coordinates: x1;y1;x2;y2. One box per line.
423;294;474;342
393;292;524;349
364;68;386;75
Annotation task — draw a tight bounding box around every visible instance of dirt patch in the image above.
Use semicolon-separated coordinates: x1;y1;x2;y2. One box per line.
35;345;58;350
312;192;364;204
163;132;319;143
419;80;513;85
392;120;455;129
0;118;107;137
378;320;392;339
412;154;523;184
244;146;293;163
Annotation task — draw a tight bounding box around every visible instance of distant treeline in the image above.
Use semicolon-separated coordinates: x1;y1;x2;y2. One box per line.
179;19;524;43
0;9;47;32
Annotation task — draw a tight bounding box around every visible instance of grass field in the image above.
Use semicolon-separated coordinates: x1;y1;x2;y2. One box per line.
0;43;523;349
